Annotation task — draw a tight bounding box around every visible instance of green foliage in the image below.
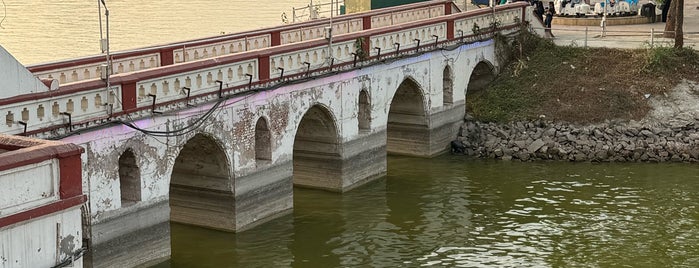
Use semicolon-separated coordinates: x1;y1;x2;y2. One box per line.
643;46;699;74
467;33;581;122
467;79;541;122
354;37;367;60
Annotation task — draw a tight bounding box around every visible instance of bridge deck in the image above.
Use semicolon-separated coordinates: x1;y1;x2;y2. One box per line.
1;2;532;139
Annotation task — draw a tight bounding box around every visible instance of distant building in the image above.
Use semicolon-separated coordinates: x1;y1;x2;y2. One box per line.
345;0;429;13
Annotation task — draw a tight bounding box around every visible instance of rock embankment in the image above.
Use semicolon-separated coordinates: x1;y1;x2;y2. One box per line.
455;116;699;163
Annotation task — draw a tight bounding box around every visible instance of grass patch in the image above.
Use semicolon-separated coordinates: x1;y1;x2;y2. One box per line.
643;46;699;75
467;33;699;124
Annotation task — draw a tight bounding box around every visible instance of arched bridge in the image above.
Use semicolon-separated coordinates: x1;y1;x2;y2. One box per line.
0;2;538;267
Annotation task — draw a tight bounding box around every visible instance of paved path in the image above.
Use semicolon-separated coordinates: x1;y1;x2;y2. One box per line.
550;0;699;48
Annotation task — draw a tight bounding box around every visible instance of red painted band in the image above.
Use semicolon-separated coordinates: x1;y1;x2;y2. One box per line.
0;195;87;229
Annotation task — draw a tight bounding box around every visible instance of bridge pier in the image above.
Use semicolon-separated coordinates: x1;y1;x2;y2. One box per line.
426;101;467;156
67;36;501;267
85;200;171;268
338;130;388;191
233;162;293;232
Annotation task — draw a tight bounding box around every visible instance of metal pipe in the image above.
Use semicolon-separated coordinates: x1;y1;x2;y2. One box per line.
147;94;161;114
374;47;381;59
18;121;27;135
277;67;285;80
245;74;253;89
326;0;334;67
304;62;311;77
414;39;420;53
99;0;111;116
60;112;72;131
182;87;192;106
215;80;223;98
97;0;103;51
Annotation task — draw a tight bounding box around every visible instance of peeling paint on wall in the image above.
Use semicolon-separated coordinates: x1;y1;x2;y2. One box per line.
65;43;501;233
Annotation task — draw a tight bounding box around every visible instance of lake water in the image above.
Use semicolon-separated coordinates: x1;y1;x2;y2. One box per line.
155;155;699;267
0;0;325;65
4;2;698;267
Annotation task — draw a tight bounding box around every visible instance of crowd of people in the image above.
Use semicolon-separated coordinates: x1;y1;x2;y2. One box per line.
531;0;555;29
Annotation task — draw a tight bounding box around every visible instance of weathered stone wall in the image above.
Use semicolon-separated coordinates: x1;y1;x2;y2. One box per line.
456;116;699;162
62;41;502;267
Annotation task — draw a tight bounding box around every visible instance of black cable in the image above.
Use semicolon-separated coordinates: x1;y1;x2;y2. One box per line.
51;247;85;268
51;31;519;141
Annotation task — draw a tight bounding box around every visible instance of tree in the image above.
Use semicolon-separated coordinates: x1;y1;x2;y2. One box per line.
663;0;684;48
674;0;684;48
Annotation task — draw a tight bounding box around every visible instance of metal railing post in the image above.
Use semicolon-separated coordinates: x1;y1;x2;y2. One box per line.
585;27;588;48
650;28;654;47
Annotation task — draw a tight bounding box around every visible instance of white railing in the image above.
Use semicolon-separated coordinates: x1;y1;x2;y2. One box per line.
33;54;160;84
270;40;356;77
370;22;447;56
135;59;259;108
1;86;122;135
173;35;271;64
371;5;445;29
280;19;362;44
454;8;521;37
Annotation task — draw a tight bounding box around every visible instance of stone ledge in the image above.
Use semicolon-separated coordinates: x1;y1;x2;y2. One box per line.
552;15;661;26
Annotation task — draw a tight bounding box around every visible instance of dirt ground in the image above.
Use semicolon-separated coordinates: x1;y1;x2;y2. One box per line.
466;34;699;124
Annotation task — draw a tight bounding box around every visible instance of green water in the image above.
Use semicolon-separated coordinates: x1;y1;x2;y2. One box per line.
155;156;699;267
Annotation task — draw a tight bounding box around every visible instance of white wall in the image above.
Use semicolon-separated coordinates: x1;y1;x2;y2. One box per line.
0;207;83;268
0;45;50;99
0;160;59;216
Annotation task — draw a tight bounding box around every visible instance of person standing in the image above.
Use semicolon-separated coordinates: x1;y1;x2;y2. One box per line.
544;1;555;37
535;1;545;22
544;1;555;29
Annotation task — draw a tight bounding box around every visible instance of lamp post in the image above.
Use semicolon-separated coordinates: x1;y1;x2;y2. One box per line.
601;0;607;37
327;0;334;67
98;0;112;113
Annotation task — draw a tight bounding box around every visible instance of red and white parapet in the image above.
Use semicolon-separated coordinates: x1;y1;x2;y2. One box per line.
0;135;85;268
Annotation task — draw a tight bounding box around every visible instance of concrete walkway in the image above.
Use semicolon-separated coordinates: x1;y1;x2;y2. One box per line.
549;0;699;48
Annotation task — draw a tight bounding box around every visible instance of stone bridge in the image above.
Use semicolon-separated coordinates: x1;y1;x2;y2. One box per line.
0;2;539;267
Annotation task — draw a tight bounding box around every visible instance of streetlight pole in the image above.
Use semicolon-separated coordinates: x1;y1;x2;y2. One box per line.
98;0;112;114
327;0;334;67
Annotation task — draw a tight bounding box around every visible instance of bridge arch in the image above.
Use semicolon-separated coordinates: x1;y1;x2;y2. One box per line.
255;116;272;162
387;77;429;156
443;65;454;105
118;148;141;207
358;89;371;131
169;132;236;231
292;104;342;190
466;60;496;96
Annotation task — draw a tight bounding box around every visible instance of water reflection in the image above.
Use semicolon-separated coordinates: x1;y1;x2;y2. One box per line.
157;157;699;267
